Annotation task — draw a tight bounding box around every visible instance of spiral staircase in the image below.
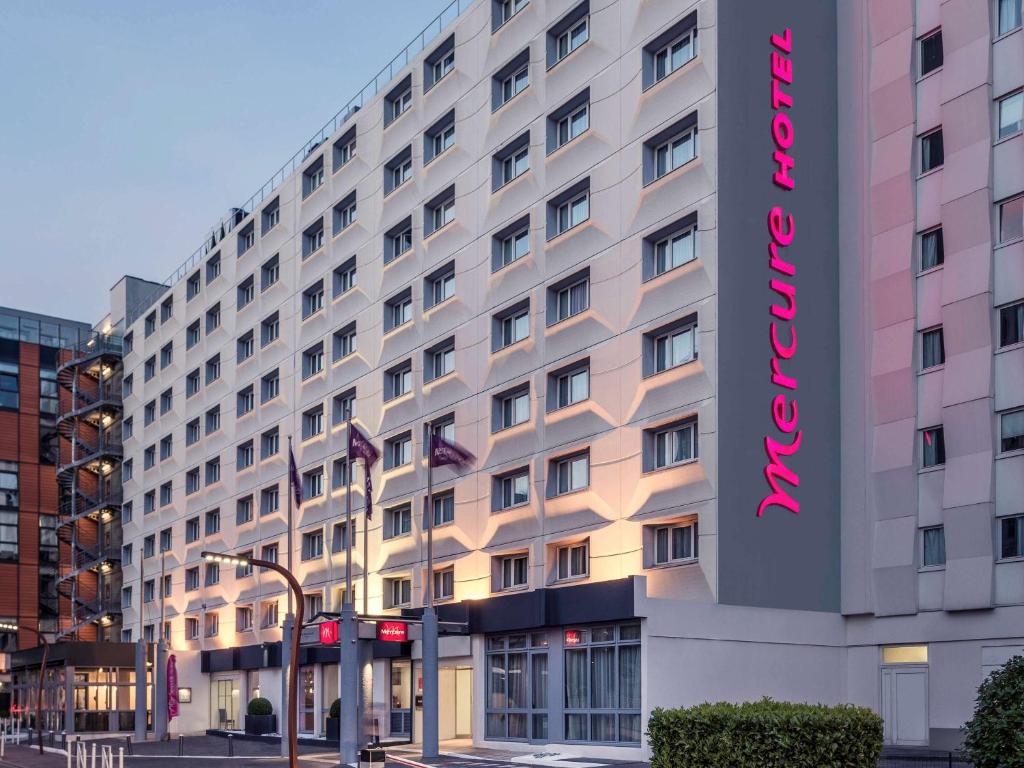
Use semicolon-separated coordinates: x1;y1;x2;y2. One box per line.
55;332;124;640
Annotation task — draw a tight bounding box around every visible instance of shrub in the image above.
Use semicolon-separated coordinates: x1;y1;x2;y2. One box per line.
246;697;273;716
648;699;883;768
963;655;1024;768
329;698;341;719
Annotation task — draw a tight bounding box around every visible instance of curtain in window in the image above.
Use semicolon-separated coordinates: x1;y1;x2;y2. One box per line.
532;653;548;709
923;528;945;566
488;656;506;709
565;649;588;709
1000;0;1022;34
507;653;527;709
619;645;641;709
590;647;616;709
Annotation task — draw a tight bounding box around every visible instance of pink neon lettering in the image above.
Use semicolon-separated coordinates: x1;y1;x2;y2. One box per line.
770;322;796;359
768;208;795;246
769;279;796;321
772;150;795;190
772;112;793;149
769;243;796;276
771;394;799;434
757;431;802;517
770;28;792;53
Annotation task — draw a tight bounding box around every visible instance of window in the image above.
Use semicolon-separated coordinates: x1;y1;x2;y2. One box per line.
548;2;589;66
426;338;455;382
305;592;324;617
998;0;1022;35
123;459;134;482
920;327;945;370
484;631;549;740
1001;515;1024;559
334;257;357;296
206;303;221;333
261;427;279;459
431;490;455;527
237;606;254;632
425;186;456;236
333;128;357;171
205;508;221;535
144;356;156;381
262;600;279;628
122;500;133;523
494;302;530;350
334;323;357;360
495;468;529;510
187;272;201;301
144;445;156;470
552;99;589;151
261;198;280;234
160;296;173;323
425;110;456;163
425;36;455;90
302;156;325;197
648;419;697;470
162;574;172;599
159;481;172;506
384;147;413;196
206;405;221;434
184;617;200;640
303;467;324;499
551;274;588;323
922;526;946;567
920;227;944;270
143;579;156;604
385;432;413;470
498;554;528;591
261;485;280;516
144;312;156;337
493;50;530;110
387;577;412;608
1000;301;1024;347
385;216;414;262
206;252;221;283
303;342;324;379
922;427;946;468
186;320;201;350
237;275;255;309
1001;409;1024;452
561;624;642;742
551;185;590;237
644;15;698;88
333;191;358;234
302;529;324;561
556;541;588;581
143;535;155;558
237;440;254;470
920;128;944;173
261;369;280;403
121;586;132;609
645;320;697;374
303;405;324;440
919;29;943;76
237;496;254;525
303;280;325;319
237;222;255;255
159;434;173;461
185;567;199;590
205;612;219;637
206;457;221;485
123;417;134;440
261;255;280;290
385;77;413;127
333;388;357;423
494;134;530;190
206;354;221;384
158;527;172;553
651;126;697;181
185;467;200;494
159;389;173;414
237;386;254;417
999;195;1023;243
494;0;528;29
554;452;589;495
998;91;1023;139
261;312;280;347
385;290;413;332
653;521;696;566
494;217;530;270
303;219;325;258
182;369;198;398
143;490;156;514
332;458;352;490
497;386;530;430
426;263;455;310
433;567;455;601
552;363;589;410
235;330;255;363
185;516;200;543
385;505;412;539
123;374;133;397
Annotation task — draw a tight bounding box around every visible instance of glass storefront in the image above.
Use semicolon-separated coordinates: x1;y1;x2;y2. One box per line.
211;677;240;730
486;632;548;741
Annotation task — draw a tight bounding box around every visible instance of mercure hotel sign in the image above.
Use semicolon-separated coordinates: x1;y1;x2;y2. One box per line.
759;28;801;518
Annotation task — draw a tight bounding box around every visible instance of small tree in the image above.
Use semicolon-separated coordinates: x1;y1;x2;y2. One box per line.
329;698;341;719
247;697;273;716
963;655;1024;768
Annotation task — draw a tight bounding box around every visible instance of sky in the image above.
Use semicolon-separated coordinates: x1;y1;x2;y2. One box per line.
0;0;454;324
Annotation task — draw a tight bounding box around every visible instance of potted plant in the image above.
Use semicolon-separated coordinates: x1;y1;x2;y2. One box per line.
326;698;341;741
244;697;276;735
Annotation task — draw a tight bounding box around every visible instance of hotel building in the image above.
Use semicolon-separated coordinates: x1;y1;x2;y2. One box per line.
4;0;1024;757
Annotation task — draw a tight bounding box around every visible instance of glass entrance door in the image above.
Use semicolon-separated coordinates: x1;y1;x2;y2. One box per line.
389;659;411;738
300;667;315;733
210;678;239;730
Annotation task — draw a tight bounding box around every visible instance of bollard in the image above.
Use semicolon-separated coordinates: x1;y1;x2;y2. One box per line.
227;733;234;757
177;734;184;757
66;741;71;768
118;747;124;768
90;741;97;768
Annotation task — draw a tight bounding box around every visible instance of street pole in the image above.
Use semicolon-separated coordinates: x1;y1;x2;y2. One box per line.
134;553;146;741
339;419;358;766
282;435;296;759
422;422;439;759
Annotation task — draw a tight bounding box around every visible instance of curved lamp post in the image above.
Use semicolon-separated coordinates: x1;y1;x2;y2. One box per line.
202;551;303;768
0;622;48;755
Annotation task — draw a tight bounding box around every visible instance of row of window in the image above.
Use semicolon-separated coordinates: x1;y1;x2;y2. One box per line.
919;300;1024;371
919;409;1024;472
920;513;1024;569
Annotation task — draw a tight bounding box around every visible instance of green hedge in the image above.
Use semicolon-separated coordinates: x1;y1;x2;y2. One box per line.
648;699;883;768
246;697;273;716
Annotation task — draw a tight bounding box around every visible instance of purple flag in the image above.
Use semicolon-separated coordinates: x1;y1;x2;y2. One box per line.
348;423;380;465
363;464;374;520
288;446;303;508
430;434;475;468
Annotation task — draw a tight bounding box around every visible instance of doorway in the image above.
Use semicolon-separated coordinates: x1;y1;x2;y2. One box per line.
881;665;929;746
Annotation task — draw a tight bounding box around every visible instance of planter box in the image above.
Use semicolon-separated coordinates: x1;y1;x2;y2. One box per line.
326;717;339;741
244;714;277;735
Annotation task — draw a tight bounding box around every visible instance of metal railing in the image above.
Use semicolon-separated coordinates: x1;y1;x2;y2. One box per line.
124;0;474;327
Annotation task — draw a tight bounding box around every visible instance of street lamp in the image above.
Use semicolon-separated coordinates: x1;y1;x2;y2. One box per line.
0;622;48;755
201;551;304;768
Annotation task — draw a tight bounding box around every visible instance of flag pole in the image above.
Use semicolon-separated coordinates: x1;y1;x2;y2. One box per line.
286;435;294;617
422;421;439;759
340;419;358;765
